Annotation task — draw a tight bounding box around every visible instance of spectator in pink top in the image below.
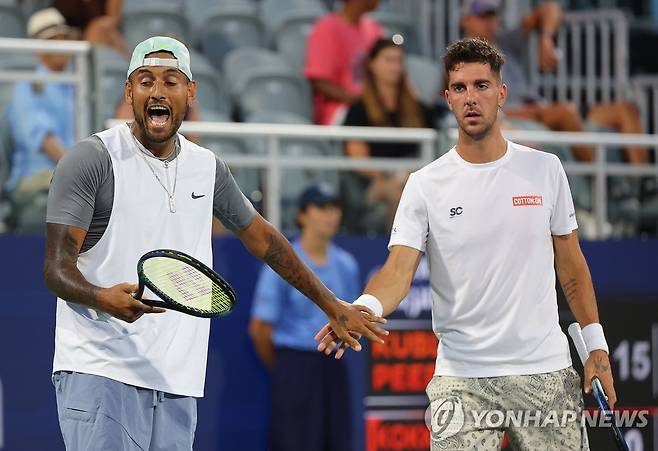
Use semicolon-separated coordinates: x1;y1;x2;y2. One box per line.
304;0;383;125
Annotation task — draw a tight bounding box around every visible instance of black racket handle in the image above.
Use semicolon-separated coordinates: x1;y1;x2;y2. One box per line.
132;282;167;308
140;298;168;308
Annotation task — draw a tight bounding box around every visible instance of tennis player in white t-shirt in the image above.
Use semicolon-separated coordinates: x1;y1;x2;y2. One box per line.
316;38;617;450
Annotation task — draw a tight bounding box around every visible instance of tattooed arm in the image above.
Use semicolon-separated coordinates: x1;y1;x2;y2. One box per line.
553;231;617;408
43;223;164;322
235;213;387;351
553;231;598;325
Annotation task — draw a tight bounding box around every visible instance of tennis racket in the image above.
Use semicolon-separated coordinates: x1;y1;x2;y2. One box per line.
134;249;237;318
568;322;629;451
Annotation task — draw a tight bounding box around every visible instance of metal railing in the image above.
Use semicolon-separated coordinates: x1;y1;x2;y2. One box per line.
454;128;658;236
529;9;630;107
632;75;658;136
108;120;437;230
110;119;658;238
0;37;91;141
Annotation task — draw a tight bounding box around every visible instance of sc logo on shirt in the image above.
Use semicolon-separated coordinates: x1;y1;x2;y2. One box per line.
449;207;463;218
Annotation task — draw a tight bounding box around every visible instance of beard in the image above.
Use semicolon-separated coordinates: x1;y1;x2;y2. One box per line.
132;103;188;145
458;115;494;141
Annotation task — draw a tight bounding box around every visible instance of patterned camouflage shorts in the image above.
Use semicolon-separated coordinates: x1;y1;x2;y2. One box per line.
426;367;589;450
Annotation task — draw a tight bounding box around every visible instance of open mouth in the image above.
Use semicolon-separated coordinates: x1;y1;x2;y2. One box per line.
465;111;481;119
146;104;171;128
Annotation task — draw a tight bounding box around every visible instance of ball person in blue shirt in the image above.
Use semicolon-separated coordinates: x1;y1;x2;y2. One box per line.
250;183;361;451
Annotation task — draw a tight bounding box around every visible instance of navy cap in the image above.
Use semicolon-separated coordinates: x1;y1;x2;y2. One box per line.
298;183;339;209
463;0;500;16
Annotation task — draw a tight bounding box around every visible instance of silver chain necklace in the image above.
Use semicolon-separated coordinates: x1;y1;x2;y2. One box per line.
130;130;179;213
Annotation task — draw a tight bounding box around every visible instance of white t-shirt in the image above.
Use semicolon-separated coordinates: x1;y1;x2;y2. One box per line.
389;141;578;377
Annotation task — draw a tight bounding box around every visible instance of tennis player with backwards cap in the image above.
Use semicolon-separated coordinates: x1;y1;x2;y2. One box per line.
43;36;387;450
316;38;618;450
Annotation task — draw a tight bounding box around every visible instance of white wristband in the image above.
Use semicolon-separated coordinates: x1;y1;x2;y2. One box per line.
353;294;384;317
582;323;609;354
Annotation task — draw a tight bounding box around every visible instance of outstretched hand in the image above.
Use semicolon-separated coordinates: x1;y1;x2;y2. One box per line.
316;301;388;359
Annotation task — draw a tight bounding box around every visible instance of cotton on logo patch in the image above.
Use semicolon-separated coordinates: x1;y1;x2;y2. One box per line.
512;195;543;207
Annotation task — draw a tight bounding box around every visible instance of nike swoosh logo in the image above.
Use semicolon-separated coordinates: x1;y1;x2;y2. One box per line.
191;192;205;199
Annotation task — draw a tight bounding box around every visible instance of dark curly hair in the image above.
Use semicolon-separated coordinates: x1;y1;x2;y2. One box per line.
443;38;505;83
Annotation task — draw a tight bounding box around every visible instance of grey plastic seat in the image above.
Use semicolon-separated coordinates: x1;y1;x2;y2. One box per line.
123;3;188;49
245;110;338;231
270;9;323;74
190;51;231;116
368;11;420;55
405;55;442;106
260;0;325;31
192;3;265;69
197;110;243;156
223;48;310;119
91;45;129;131
223;47;289;90
197;109;260;202
18;0;50;19
0;2;25;38
185;0;257;28
241;74;311;119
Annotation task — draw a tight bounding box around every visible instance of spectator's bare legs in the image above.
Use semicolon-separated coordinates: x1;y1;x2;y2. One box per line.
84;16;130;58
505;102;594;161
587;101;650;165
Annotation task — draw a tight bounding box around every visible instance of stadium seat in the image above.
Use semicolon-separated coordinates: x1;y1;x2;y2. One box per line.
260;0;325;74
185;0;256;27
17;0;50;19
198;109;245;156
0;1;25;38
260;0;325;29
91;45;129;131
223;48;311;119
368;10;420;55
123;0;186;14
245;110;338;231
223;47;289;88
269;9;324;74
405;54;442;106
197;109;262;206
122;3;188;49
190;51;232;116
191;2;265;69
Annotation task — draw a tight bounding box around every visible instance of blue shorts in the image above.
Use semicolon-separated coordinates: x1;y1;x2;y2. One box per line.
53;371;197;451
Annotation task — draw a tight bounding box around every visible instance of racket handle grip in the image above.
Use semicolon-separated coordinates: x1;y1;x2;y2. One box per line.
141;298;168;308
568;322;590;365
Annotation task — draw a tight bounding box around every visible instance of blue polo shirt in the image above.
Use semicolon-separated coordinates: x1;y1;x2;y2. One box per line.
251;240;361;351
6;64;75;191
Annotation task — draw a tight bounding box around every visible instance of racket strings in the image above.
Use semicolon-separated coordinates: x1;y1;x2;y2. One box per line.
212;283;234;312
143;257;233;314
